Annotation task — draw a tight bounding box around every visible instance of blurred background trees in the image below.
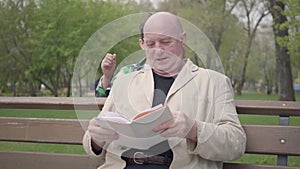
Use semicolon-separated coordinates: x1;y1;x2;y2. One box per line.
0;0;144;96
0;0;299;101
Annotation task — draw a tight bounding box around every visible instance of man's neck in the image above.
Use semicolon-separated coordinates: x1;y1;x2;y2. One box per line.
152;59;185;77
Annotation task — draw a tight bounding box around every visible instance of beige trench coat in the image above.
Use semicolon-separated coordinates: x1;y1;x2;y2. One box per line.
83;59;246;169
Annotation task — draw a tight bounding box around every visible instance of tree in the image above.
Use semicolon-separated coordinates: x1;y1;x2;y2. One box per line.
235;0;270;95
248;26;276;94
269;0;295;101
157;0;244;75
0;0;40;96
0;0;150;96
282;0;300;87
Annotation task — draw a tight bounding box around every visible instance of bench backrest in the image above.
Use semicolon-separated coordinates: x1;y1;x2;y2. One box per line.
0;97;299;169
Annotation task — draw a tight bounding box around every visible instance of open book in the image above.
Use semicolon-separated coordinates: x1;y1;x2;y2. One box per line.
96;104;173;149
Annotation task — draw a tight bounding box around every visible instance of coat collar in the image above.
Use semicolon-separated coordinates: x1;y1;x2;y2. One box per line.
167;59;198;100
139;59;199;104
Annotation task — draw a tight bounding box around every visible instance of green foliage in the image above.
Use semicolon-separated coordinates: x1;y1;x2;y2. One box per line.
275;0;300;74
158;0;245;80
0;0;298;96
246;28;276;90
0;0;152;96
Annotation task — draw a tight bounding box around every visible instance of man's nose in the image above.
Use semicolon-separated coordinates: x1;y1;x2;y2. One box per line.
154;42;165;49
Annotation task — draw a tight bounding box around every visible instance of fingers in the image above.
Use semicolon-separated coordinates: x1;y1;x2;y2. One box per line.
153;111;195;138
152;111;179;133
88;118;119;143
159;126;178;137
152;119;174;132
101;53;117;84
102;53;116;68
89;125;118;137
105;53;116;61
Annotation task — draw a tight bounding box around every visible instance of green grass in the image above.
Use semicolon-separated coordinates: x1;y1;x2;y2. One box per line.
235;92;300;101
234;154;277;165
238;114;300;125
0;141;85;154
0;109;77;119
0;108;99;119
0;93;300;166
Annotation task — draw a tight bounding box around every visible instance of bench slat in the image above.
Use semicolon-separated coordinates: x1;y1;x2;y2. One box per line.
244;124;300;155
1;97;300;116
0;117;88;144
236;100;300;116
0;151;101;169
1;117;300;156
0;97;106;110
223;163;300;169
0;151;299;169
0;98;300;168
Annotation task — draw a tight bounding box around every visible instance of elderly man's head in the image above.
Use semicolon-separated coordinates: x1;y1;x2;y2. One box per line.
143;12;184;41
140;12;186;77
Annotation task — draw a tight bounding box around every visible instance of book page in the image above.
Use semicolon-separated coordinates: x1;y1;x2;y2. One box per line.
99;111;131;124
96;105;173;149
132;104;164;120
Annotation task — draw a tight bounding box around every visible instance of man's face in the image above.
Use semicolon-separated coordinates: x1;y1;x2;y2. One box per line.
141;33;185;76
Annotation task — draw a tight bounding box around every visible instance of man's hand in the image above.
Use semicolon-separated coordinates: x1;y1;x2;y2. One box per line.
101;53;117;90
88;118;119;151
152;111;198;142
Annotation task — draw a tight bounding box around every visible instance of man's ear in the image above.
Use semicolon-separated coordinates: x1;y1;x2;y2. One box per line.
139;39;145;50
181;32;187;45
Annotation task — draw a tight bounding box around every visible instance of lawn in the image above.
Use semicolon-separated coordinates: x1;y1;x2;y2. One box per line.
0;93;299;166
235;92;300;101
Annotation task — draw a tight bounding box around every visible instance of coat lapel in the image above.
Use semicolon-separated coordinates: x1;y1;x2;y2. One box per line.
140;66;154;106
135;60;198;107
167;59;198;100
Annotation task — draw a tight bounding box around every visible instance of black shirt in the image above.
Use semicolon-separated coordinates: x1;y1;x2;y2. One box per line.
123;71;176;169
152;71;176;107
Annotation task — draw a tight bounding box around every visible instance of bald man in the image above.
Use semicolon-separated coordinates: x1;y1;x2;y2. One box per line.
83;12;246;169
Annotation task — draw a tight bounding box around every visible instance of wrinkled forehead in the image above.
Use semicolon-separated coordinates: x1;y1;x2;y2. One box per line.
143;13;183;40
143;33;177;41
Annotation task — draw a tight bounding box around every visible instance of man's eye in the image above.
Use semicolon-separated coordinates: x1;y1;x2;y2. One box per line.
146;42;155;47
161;40;171;44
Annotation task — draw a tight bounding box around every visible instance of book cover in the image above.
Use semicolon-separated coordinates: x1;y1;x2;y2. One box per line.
96;104;173;149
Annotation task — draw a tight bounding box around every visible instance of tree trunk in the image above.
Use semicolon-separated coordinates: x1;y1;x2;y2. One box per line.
269;0;295;101
236;57;248;96
29;81;37;97
236;0;269;96
236;40;252;96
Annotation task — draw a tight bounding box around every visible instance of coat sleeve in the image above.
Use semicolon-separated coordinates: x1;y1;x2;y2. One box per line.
187;72;246;161
82;90;116;165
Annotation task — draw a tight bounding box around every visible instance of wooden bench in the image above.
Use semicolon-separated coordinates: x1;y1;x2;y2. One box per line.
0;97;299;169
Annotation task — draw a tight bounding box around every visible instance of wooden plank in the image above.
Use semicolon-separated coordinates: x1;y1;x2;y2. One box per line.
1;151;299;169
1;117;300;156
243;125;300;155
0;117;88;144
236;100;300;116
0;97;106;110
0;151;101;169
1;97;300;116
223;163;300;169
1;98;300;168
